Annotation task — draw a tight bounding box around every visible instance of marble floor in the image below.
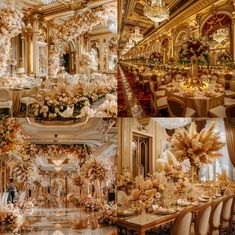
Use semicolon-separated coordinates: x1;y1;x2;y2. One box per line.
1;208;116;235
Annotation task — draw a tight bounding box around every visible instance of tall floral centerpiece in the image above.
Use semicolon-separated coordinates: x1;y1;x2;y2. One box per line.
170;122;225;182
179;36;209;88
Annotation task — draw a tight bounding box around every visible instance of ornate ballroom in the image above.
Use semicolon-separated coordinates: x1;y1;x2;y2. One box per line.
117;117;235;234
0;0;117;120
118;0;235;118
0;117;117;234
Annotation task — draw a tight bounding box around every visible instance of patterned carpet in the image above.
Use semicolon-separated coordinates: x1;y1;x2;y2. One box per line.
118;64;169;117
119;65;151;116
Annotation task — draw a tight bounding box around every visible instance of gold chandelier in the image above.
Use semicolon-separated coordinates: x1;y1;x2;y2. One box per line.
144;0;169;25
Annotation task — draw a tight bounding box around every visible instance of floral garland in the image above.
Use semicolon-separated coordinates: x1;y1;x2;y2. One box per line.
50;7;116;76
29;144;94;160
81;158;107;181
12;164;30;183
0;3;24;76
217;51;232;64
171;122;225;168
149;52;163;65
0;118;28;157
178;36;209;65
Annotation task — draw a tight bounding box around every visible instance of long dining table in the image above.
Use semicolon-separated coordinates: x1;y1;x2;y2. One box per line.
117;199;220;235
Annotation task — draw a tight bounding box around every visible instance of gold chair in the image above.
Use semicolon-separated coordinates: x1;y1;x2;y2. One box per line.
209;198;224;235
149;81;167;116
170;207;194;235
219;196;234;234
167;96;196;117
0;88;13;117
194;202;212;235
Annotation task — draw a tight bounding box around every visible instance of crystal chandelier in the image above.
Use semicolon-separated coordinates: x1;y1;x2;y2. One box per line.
131;26;143;43
41;0;56;4
144;0;169;25
154;118;191;130
126;38;134;48
213;28;228;43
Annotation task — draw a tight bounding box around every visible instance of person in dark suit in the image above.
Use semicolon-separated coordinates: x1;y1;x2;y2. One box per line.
7;179;16;204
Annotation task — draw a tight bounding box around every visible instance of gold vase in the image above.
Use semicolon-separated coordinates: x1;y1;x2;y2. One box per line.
191;62;198;78
191;165;199;183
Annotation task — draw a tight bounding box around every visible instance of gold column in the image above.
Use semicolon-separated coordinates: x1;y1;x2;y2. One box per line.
232;11;235;61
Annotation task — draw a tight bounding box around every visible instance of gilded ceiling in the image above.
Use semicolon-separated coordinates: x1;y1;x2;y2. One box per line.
118;0;198;53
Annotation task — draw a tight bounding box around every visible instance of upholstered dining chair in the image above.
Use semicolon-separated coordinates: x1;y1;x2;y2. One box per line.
0;88;13;116
226;104;235;117
230;195;235;231
194;202;212;235
20;86;39;116
138;75;149;90
149;81;168;116
225;80;235;97
167;97;196;117
209;198;224;235
170;206;194;235
219;195;234;234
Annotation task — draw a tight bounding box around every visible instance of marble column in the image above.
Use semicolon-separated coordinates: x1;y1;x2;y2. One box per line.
21;35;25;68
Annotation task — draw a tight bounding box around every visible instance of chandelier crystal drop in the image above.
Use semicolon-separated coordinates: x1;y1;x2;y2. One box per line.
154;118;192;130
144;0;169;25
126;38;134;49
131;26;143;43
213;28;228;43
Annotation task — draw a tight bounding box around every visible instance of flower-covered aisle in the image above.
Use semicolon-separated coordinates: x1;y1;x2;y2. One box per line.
0;118;117;234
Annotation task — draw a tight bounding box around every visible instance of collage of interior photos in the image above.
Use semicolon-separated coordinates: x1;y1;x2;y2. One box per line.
0;0;235;234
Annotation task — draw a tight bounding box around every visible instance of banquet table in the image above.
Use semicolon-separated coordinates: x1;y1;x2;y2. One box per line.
166;81;225;117
117;202;209;235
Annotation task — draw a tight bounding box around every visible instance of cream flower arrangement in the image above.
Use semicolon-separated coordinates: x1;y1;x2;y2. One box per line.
0;118;29;157
95;94;117;117
81;158;108;182
171;122;225;168
51;7;116;75
0;205;24;233
0;3;24;76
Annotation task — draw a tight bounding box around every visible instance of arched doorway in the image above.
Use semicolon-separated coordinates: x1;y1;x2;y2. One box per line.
201;12;232;64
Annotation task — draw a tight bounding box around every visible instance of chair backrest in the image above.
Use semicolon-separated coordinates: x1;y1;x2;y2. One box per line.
221;196;233;222
218;79;225;87
230;81;235;91
226;104;235;117
171;207;194;235
195;202;212;235
0;89;11;102
225;74;233;81
224;187;235;196
149;81;157;104
167;96;186;117
209;198;223;230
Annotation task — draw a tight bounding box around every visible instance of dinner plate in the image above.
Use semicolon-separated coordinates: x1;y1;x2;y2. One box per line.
154;209;176;215
117;210;135;217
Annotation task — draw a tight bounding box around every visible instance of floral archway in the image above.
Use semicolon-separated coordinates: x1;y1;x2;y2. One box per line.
49;6;116;77
0;3;24;77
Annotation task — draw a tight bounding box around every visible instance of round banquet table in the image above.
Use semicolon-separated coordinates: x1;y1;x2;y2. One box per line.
166;81;225;117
